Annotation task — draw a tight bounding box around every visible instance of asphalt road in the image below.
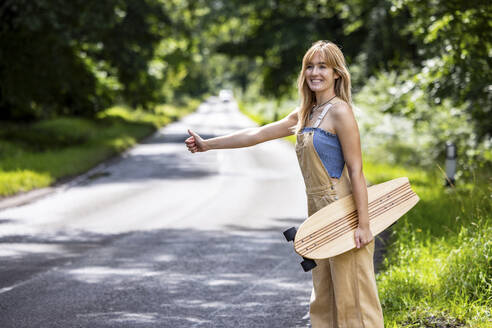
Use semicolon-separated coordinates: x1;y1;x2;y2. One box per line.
0;98;314;327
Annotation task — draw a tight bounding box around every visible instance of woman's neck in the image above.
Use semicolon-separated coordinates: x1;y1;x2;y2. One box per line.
315;91;337;105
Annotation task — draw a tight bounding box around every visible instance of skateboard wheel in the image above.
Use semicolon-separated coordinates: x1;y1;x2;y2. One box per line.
301;258;317;272
283;227;297;242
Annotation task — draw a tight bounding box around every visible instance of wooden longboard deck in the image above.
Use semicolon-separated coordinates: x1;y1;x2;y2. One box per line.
294;177;419;259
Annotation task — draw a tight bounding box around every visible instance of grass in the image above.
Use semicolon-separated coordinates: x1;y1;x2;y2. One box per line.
239;100;492;327
0;100;200;197
365;160;491;327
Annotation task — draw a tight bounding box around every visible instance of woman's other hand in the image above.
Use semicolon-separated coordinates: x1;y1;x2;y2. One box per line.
354;226;373;249
185;129;210;153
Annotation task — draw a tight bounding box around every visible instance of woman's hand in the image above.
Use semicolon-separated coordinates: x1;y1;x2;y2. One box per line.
185;129;210;153
354;225;373;249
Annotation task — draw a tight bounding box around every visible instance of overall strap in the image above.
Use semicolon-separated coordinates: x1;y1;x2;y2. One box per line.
313;103;334;128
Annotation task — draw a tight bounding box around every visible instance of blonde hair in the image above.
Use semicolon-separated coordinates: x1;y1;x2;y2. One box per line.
295;40;352;134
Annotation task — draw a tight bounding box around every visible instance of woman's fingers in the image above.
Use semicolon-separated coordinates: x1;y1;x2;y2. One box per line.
188;129;201;141
187;129;201;152
354;229;361;249
185;136;195;144
186;129;208;153
186;137;198;152
354;227;373;249
185;133;196;152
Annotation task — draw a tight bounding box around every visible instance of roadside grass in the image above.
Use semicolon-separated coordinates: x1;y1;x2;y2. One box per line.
239;101;492;327
0;100;200;197
364;160;491;327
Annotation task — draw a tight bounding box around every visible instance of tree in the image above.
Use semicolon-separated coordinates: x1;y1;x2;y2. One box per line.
390;0;492;139
0;0;170;120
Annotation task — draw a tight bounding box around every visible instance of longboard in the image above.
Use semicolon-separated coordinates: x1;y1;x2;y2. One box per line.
283;177;419;271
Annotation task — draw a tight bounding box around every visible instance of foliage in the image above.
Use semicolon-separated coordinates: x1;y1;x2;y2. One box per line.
1;0;489;143
0;118;95;150
389;0;492;139
206;0;490;142
0;0;490;190
353;68;491;180
199;0;423;97
0;0;171;119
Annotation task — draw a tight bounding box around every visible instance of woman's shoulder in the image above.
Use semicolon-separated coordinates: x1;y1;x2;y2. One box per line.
330;99;353;117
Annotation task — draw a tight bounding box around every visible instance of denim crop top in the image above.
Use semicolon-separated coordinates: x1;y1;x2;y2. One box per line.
301;127;345;179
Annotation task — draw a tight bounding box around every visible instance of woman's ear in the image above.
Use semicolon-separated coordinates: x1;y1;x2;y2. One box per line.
333;69;340;80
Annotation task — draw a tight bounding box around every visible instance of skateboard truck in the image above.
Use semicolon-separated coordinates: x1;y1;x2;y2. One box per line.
283;227;317;272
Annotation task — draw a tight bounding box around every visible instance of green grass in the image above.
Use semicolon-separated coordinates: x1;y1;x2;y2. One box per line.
364;160;491;327
0;100;200;197
239;100;492;327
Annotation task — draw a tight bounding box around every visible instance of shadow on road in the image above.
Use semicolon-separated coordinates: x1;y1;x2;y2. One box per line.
0;218;312;327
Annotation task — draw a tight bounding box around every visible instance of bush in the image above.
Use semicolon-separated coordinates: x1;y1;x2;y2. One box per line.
353;68;492;180
0;118;96;151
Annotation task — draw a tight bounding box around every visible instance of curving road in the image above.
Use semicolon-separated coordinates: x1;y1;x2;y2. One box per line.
0;98;313;327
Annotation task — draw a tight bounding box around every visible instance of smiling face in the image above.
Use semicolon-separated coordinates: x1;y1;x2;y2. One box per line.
304;52;339;95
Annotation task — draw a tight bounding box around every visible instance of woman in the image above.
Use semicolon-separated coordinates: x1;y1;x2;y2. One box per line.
185;40;384;328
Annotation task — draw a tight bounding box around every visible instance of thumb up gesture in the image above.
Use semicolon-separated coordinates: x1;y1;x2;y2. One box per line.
185;129;210;153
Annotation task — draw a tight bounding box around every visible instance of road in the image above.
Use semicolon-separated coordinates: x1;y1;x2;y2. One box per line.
0;98;314;327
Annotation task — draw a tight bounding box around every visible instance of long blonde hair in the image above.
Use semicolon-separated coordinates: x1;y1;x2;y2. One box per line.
295;40;352;134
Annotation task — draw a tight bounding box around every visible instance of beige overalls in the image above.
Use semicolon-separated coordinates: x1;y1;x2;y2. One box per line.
295;103;384;328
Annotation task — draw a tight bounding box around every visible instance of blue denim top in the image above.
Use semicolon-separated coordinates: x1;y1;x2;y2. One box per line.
301;100;345;179
301;127;345;179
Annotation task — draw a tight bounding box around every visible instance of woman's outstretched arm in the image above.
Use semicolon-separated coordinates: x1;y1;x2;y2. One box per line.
185;108;298;153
